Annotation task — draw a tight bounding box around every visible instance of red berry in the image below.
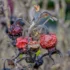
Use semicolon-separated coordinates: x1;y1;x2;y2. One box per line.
40;33;57;49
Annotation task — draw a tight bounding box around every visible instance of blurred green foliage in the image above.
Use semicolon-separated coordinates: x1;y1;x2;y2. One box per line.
39;0;55;9
65;0;70;3
47;0;55;10
38;0;43;8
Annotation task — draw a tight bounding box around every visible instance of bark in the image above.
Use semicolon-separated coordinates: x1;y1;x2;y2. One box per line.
3;0;10;28
42;0;48;9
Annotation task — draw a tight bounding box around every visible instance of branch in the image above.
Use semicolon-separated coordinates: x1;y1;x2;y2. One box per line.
3;0;10;28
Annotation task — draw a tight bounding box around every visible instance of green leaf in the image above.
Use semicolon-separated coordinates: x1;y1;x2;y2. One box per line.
36;50;41;56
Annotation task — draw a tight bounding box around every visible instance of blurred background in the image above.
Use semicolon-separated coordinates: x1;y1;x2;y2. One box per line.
0;0;70;70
